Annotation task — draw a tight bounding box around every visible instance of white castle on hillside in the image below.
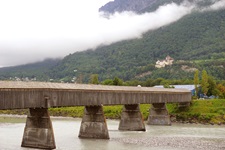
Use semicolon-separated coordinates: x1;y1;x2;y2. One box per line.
155;55;174;68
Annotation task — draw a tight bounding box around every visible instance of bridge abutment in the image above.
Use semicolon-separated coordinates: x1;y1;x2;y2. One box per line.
147;103;171;125
79;105;109;139
119;104;145;131
21;108;56;149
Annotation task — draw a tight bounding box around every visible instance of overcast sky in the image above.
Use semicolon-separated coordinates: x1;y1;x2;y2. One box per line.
0;0;224;67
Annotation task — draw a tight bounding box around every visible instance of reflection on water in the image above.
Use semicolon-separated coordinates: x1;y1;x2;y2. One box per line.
0;116;225;150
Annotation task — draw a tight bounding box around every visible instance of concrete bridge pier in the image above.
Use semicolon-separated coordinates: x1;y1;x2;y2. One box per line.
147;103;171;125
79;105;109;139
119;104;145;131
21;108;56;149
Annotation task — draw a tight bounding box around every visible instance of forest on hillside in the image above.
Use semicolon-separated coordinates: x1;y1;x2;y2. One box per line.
0;1;224;84
46;8;225;82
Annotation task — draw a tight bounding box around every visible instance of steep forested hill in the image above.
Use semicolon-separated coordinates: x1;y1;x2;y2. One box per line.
0;0;225;83
0;59;60;81
48;8;225;82
99;0;158;13
99;0;216;14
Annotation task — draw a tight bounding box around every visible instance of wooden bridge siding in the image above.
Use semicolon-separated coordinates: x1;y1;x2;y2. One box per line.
0;89;45;109
0;89;191;110
42;90;191;106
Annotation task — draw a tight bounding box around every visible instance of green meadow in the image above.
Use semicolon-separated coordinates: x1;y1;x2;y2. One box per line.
0;99;224;125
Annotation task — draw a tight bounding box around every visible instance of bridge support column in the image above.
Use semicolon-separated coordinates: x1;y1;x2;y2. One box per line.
79;105;109;139
21;108;56;149
147;103;171;125
119;104;145;131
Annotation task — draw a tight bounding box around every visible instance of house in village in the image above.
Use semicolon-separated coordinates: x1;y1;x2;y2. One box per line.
155;55;174;68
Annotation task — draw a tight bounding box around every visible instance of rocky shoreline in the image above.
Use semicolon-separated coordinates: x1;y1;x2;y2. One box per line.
112;137;225;150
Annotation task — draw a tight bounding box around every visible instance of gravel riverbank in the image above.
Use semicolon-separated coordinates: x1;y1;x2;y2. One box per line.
112;136;225;150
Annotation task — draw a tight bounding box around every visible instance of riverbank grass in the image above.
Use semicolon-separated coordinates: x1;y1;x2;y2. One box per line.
0;99;224;124
167;99;225;124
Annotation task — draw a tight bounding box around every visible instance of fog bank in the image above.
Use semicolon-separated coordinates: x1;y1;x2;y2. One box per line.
0;0;224;67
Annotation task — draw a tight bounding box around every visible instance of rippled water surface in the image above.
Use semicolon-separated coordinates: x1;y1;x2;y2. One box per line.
0;115;225;150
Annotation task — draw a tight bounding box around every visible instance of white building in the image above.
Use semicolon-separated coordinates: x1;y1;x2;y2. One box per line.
155;55;174;68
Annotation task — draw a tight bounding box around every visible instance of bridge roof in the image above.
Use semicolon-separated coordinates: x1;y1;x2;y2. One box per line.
0;81;189;93
0;81;191;110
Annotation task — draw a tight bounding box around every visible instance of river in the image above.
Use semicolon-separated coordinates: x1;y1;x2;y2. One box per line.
0;115;225;150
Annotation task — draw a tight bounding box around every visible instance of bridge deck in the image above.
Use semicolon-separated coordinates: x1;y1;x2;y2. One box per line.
0;81;191;110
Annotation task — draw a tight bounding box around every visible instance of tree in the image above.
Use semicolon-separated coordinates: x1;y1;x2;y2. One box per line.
124;80;142;86
102;79;113;85
207;76;219;96
194;70;199;97
151;78;164;86
144;78;154;87
89;74;99;84
201;70;209;95
76;74;83;84
217;84;225;98
163;83;174;88
113;77;123;86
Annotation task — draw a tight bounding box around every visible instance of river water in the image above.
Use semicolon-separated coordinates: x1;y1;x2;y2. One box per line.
0;115;225;150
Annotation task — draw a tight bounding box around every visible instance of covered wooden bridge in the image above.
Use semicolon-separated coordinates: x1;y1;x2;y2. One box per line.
0;81;191;149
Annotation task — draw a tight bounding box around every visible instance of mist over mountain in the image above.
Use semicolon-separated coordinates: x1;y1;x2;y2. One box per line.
99;0;158;13
0;0;196;67
99;0;224;14
0;0;225;82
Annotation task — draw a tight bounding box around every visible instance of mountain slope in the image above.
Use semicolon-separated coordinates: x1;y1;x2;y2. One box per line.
99;0;158;13
0;1;225;82
99;0;216;14
0;59;61;81
48;8;225;82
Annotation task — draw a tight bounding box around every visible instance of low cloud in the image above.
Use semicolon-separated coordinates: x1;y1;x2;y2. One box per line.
98;2;195;44
0;0;224;67
201;0;225;11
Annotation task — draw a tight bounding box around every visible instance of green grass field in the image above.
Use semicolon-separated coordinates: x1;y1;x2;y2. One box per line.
0;99;224;124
